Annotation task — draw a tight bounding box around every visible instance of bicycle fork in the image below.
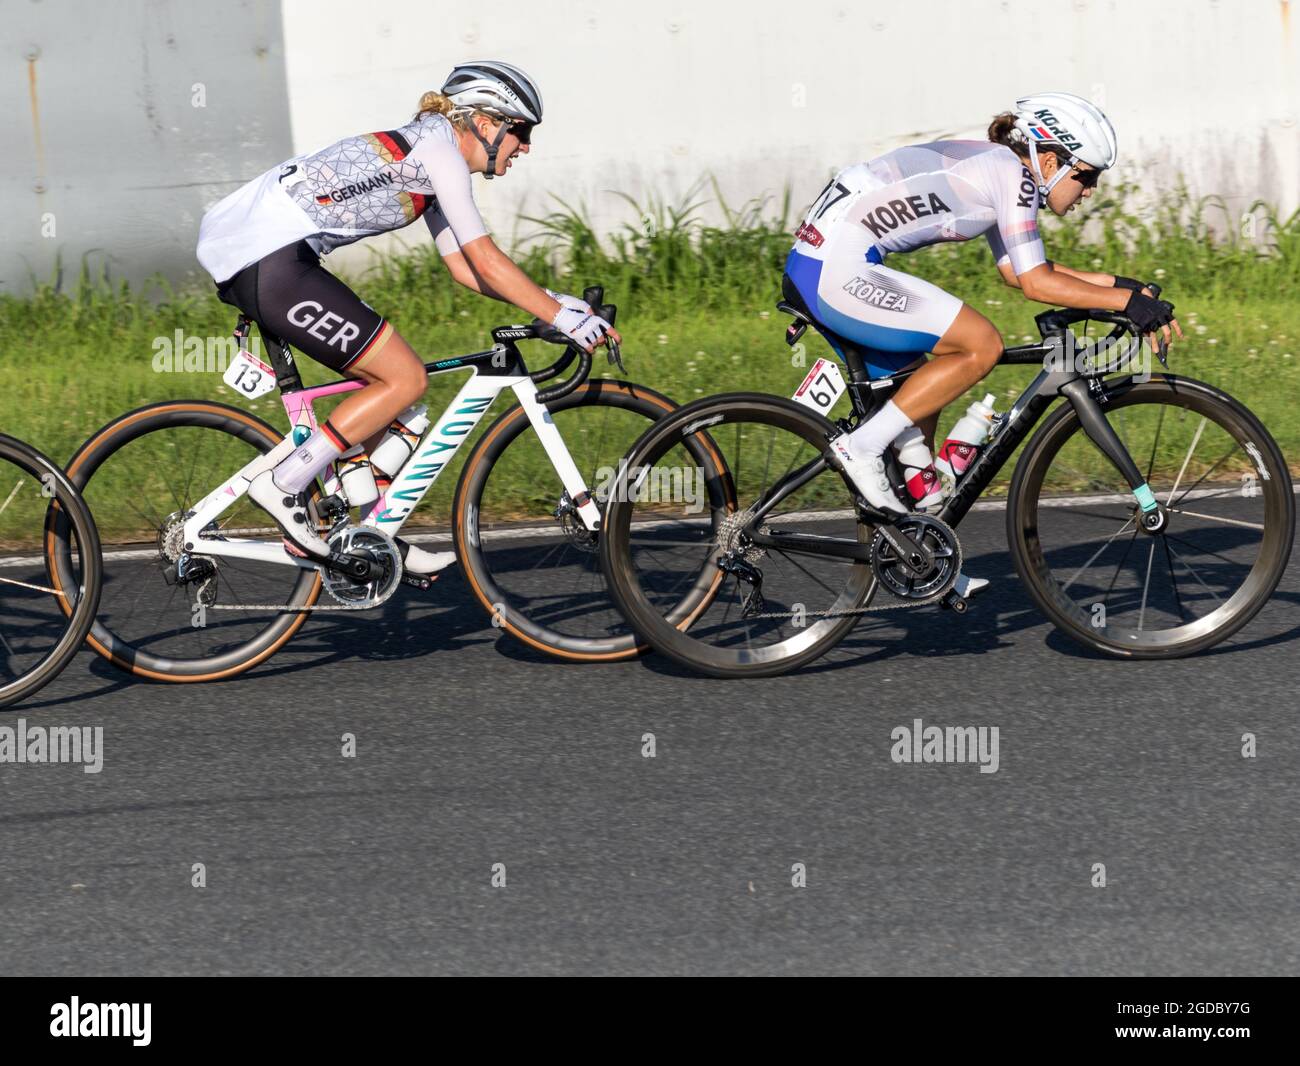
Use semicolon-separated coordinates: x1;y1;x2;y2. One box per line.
1059;378;1167;533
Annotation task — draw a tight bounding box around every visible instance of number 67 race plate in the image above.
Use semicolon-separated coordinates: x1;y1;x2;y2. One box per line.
222;348;277;399
792;358;847;414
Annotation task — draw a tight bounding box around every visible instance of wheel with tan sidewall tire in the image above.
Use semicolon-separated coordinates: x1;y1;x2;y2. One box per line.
453;379;734;661
45;401;322;682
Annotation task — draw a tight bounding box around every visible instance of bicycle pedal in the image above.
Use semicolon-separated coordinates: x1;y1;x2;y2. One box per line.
400;573;436;591
941;589;970;614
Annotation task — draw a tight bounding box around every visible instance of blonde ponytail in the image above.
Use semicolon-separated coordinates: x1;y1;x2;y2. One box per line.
415;91;474;129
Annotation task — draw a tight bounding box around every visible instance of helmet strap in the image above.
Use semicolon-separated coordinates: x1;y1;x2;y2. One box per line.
469;116;512;181
1027;142;1079;201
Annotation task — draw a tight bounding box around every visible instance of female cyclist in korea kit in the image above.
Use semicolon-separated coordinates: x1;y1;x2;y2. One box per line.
784;91;1181;595
196;61;620;570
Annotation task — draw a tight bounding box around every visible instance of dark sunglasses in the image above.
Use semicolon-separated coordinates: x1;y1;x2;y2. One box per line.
1070;165;1102;189
507;121;533;145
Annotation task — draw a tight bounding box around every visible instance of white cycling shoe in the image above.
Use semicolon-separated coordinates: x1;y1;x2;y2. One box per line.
829;439;908;515
247;470;332;560
396;539;457;577
953;572;990;598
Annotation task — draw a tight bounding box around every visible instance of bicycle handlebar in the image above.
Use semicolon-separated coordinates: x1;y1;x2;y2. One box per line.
1001;281;1170;367
488;285;621;405
1032;282;1163;338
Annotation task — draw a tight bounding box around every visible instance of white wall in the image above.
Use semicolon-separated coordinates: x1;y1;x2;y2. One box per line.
281;0;1300;274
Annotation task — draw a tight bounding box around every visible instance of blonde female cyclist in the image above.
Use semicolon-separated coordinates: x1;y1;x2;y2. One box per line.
784;91;1182;593
196;61;619;571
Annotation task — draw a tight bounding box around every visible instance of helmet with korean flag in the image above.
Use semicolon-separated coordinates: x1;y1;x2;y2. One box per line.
1013;91;1118;170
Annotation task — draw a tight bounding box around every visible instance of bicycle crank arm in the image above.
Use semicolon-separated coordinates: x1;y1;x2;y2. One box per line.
324;551;385;582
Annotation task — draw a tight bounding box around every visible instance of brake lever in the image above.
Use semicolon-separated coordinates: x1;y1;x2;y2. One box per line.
1156;335;1169;367
607;337;625;373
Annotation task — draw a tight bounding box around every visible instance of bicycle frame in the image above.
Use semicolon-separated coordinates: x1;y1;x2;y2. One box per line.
743;328;1161;561
181;341;604;570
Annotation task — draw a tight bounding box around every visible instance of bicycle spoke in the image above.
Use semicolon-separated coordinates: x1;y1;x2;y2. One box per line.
1137;539;1155;631
1162;538;1226;605
1060;514;1137;593
1168;507;1265;532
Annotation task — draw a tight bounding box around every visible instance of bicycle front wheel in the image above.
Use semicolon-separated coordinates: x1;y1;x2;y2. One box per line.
600;393;877;678
0;434;101;706
453;379;732;661
1009;375;1294;658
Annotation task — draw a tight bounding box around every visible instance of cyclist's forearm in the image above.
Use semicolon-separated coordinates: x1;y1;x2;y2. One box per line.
461;238;559;321
1020;263;1129;310
1046;260;1116;287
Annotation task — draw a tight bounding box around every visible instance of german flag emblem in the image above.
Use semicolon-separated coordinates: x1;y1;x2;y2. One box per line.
316;194;332;205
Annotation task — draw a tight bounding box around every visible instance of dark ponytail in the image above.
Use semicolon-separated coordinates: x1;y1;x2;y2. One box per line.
988;110;1070;164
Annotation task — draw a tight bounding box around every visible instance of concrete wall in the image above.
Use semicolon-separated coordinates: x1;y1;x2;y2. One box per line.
3;0;291;295
4;0;1298;293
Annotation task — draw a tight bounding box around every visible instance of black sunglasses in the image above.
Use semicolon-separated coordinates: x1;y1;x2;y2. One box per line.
507;121;533;145
1070;165;1102;190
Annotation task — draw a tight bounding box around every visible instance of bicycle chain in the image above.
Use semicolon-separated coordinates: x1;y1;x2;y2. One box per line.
741;583;953;621
195;526;414;612
739;515;963;620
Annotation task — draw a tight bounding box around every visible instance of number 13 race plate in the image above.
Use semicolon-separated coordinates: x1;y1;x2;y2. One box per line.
222;348;277;399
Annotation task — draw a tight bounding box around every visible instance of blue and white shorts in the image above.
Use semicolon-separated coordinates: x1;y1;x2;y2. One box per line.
785;247;964;379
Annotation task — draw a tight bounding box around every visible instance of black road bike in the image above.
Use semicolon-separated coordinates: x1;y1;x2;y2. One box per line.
0;434;101;705
600;283;1295;678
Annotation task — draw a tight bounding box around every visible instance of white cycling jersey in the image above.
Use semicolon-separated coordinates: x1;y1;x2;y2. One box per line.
197;112;488;284
793;140;1047;277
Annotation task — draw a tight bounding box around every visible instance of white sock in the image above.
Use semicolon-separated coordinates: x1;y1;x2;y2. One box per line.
846;400;913;459
272;422;349;495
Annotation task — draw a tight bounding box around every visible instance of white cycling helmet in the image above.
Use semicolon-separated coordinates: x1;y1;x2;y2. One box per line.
1013;91;1117;196
441;61;543;180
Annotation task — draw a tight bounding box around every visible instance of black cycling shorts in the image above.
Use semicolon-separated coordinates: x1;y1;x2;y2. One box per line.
216;240;392;373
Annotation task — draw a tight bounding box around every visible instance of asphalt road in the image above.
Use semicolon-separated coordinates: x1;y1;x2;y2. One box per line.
4;505;1299;975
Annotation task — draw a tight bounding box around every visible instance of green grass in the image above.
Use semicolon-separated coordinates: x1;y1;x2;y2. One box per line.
2;181;1298;544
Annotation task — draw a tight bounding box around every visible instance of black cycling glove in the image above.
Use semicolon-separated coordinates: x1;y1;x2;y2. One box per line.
1112;275;1147;292
1124;290;1176;332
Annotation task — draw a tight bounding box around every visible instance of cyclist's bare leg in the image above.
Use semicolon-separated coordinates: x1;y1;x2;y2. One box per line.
890;306;1002;428
331;328;428;450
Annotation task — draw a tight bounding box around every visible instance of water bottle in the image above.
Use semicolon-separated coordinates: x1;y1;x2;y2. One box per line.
935;393;999;481
337;446;379;508
370;404;430;476
892;427;945;510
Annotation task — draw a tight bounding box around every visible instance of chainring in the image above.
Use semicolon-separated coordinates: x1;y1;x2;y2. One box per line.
322;525;403;608
870;513;961;601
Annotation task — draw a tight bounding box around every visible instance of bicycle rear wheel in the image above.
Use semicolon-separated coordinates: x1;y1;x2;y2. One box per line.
46;401;322;682
1009;375;1294;658
453;379;733;660
600;393;876;678
0;434;101;706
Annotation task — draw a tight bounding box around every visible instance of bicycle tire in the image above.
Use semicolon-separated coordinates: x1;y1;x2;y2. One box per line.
1;434;102;706
46;401;322;681
452;378;733;661
1008;375;1294;658
600;392;875;678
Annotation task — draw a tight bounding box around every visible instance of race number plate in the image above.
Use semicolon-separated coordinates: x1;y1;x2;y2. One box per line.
223;348;277;399
792;358;847;414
